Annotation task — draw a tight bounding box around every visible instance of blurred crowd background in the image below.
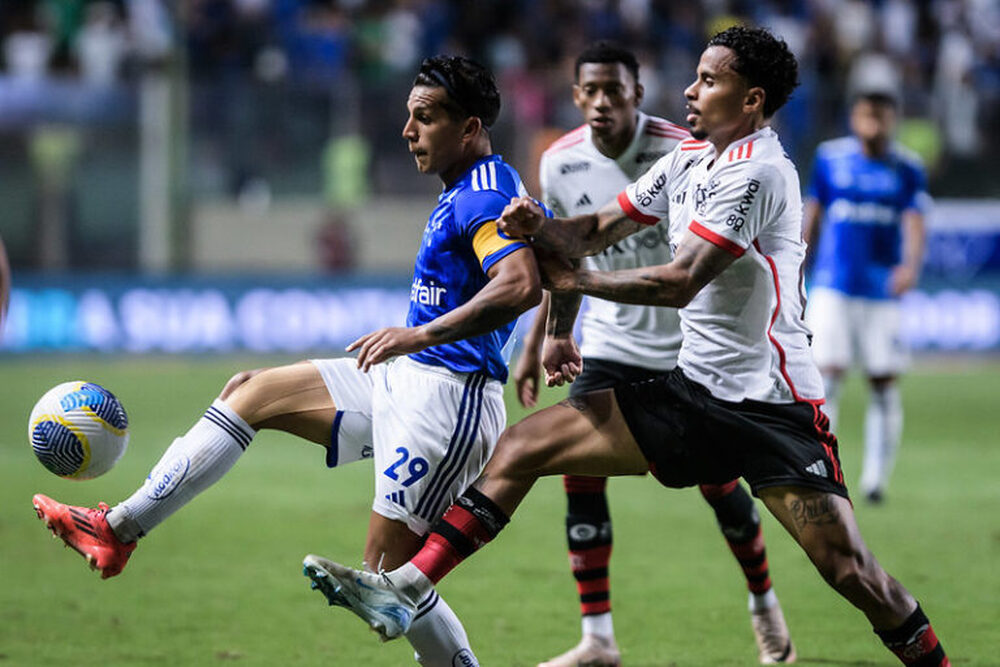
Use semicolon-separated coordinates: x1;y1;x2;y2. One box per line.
1;0;999;271
1;1;999;356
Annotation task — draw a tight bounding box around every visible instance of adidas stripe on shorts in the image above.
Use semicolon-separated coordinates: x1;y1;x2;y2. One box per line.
310;356;505;536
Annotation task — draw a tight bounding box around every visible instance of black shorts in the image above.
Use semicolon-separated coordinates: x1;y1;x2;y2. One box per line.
568;357;665;398
613;367;849;498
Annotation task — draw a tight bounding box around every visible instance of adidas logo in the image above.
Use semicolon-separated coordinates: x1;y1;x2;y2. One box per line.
806;460;828;477
575;193;592;208
385;490;406;507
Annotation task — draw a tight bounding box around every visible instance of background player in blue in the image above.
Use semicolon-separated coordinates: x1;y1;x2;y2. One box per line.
803;90;929;504
33;55;541;667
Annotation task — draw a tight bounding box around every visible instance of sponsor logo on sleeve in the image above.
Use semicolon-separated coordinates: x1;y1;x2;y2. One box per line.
725;178;760;232
636;173;668;207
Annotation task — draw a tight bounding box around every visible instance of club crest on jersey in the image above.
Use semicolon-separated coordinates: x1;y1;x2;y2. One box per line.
410;277;447;306
694;177;721;215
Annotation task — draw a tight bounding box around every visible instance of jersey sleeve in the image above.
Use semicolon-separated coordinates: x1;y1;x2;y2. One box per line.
902;160;932;215
688;162;784;258
539;152;568;217
453;188;529;273
805;148;830;204
618;151;676;225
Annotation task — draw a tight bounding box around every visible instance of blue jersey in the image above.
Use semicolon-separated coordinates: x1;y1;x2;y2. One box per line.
807;137;930;299
407;155;530;382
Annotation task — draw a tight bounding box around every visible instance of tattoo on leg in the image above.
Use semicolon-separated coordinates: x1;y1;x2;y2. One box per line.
789;494;840;530
560;396;588;413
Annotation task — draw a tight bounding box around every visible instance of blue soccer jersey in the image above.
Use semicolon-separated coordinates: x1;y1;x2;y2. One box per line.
807;137;931;299
406;155;531;382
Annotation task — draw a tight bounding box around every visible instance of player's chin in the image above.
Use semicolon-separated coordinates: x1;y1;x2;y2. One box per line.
689;126;708;141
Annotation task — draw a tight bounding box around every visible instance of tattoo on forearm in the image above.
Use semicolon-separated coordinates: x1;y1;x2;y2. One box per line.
789;494;840;530
546;292;582;336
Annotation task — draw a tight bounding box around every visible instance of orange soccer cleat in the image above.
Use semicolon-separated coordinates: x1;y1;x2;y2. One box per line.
32;494;136;579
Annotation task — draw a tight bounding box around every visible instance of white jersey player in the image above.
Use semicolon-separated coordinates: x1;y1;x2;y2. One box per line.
514;42;795;667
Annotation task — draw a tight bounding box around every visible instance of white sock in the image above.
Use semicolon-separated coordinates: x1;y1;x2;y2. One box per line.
389;561;436;605
821;374;842;432
407;591;479;666
107;400;255;542
860;384;902;494
581;612;614;640
748;588;778;613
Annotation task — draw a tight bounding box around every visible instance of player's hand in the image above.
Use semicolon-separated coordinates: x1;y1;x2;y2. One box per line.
499;196;545;238
541;335;582;387
347;326;430;372
889;264;919;296
218;368;267;400
512;343;542;408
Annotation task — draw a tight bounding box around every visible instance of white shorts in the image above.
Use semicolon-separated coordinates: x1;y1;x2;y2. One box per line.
806;286;908;376
310;356;505;535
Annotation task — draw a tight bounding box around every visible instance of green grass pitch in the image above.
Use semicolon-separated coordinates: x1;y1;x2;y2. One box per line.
1;355;997;665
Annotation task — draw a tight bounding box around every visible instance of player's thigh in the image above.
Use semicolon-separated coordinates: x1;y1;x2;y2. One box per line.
488;389;649;479
370;360;506;536
806;287;852;370
857;300;907;377
757;485;868;574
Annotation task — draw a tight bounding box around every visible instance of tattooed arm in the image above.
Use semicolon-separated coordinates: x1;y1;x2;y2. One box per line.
500;197;645;258
348;246;541;371
543;232;737;308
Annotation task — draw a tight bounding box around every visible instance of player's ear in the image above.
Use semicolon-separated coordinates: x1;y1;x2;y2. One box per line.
463;115;483;140
634;82;645;107
744;86;765;116
572;83;585;111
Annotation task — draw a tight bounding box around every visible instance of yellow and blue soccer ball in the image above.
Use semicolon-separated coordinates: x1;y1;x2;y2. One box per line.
29;381;129;479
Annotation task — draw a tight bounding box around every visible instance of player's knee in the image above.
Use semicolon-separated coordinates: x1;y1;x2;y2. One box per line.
221;368;274;426
486;421;553;479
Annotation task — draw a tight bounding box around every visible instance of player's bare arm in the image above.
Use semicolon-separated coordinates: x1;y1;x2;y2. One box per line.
500;196;644;258
890;209;926;296
539;290;583;387
512;291;549;408
349;244;541;371
0;235;10;334
546;233;736;308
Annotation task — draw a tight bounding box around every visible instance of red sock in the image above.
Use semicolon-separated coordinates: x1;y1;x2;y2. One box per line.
411;488;509;584
875;605;949;666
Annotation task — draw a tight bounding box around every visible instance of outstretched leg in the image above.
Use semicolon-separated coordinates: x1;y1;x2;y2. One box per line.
700;481;795;663
34;362;342;577
759;486;948;666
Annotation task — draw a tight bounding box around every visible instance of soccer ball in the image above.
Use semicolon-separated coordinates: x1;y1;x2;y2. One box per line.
29;381;129;479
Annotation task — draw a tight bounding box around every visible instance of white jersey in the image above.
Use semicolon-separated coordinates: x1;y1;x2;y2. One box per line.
540;112;689;369
620;126;823;404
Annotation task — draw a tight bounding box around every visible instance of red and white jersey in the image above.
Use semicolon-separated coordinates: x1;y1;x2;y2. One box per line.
540;112;689;370
619;126;823;404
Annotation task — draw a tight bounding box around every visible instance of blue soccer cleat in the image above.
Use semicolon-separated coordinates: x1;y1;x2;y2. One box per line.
302;554;416;642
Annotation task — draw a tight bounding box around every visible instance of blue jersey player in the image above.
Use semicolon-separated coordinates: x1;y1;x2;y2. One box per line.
803;90;930;504
33;55;541;667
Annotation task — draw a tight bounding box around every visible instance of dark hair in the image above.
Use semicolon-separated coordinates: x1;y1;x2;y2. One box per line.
707;25;798;118
574;40;640;83
414;55;501;127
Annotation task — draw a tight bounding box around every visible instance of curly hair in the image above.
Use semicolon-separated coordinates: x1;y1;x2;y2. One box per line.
414;55;501;127
575;40;640;84
707;26;798;118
